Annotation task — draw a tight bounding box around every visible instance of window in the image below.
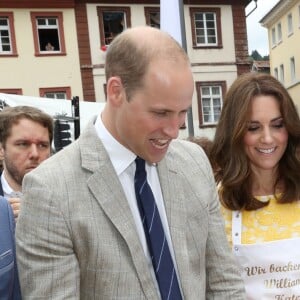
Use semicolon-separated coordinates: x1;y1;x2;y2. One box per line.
277;23;282;43
0;12;17;56
290;57;296;82
299;5;300;27
196;81;225;126
271;27;276;46
144;7;160;28
0;16;11;52
274;67;278;79
97;7;131;47
40;87;71;99
44;92;67;99
279;64;284;83
31;12;66;56
190;7;222;48
287;13;293;35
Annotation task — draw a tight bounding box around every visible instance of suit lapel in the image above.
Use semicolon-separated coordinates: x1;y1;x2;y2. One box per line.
78;123;158;299
157;154;189;295
157;153;188;234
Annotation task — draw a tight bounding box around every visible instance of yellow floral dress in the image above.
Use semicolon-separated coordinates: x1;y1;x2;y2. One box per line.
221;195;300;245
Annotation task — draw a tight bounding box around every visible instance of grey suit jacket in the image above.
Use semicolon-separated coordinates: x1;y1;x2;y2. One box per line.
16;121;245;299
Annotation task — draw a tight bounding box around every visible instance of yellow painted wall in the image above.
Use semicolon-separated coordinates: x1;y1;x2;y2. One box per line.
267;1;300;109
0;8;83;100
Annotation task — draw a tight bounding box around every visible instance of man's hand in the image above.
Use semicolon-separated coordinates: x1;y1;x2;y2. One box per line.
8;197;21;221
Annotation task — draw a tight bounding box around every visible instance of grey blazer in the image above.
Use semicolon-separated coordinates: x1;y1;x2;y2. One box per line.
16;121;245;299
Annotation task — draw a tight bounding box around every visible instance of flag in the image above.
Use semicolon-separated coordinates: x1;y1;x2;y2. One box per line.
160;0;183;46
160;0;194;137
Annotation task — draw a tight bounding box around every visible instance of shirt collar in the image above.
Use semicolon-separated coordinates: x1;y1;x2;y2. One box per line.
94;114;136;175
1;171;15;197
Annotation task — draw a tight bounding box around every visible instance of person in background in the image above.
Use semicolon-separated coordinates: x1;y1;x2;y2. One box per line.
0;106;53;220
186;136;216;170
45;42;54;51
187;136;212;157
0;195;21;299
16;26;245;299
210;72;300;298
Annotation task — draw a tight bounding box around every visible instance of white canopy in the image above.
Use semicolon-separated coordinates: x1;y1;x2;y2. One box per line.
0;93;105;133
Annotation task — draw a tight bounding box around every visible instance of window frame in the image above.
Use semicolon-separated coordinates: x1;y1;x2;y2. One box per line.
31;11;66;56
298;5;300;28
279;64;284;83
274;67;278;79
39;87;71;99
0;12;17;56
290;57;296;82
0;88;22;94
190;7;222;49
287;13;293;36
97;6;131;47
271;27;276;47
277;22;282;43
196;81;226;128
144;6;160;28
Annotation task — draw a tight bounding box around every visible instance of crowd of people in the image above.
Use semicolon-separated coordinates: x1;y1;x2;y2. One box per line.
1;26;300;299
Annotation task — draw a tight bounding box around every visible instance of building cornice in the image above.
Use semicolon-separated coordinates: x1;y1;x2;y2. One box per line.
260;0;298;27
0;0;75;9
0;0;251;9
74;0;250;5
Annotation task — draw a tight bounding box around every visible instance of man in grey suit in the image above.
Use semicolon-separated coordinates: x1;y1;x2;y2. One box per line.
16;26;245;299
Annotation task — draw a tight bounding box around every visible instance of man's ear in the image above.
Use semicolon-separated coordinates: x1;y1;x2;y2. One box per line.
106;76;125;107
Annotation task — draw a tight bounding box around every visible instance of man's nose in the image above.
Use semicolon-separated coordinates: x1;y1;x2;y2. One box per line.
163;117;181;139
29;144;39;157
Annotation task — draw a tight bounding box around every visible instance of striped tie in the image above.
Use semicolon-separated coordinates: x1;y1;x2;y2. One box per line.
134;157;182;300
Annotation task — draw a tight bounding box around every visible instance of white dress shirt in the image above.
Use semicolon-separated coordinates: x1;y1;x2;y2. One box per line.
1;171;22;198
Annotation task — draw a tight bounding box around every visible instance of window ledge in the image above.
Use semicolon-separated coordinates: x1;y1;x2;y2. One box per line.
193;45;223;50
199;124;217;129
0;53;18;57
35;52;67;57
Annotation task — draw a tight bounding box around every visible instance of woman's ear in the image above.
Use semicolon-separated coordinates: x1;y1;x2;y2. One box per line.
106;76;125;107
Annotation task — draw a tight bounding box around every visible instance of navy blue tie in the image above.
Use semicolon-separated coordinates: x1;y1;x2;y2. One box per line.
134;157;182;300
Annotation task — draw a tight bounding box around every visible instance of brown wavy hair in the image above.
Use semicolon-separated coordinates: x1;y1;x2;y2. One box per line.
211;72;300;210
0;105;53;147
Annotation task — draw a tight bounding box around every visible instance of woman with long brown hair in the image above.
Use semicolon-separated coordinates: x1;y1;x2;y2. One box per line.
211;72;300;298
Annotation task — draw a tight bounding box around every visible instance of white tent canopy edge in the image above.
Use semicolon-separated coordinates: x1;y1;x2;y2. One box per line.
0;93;105;133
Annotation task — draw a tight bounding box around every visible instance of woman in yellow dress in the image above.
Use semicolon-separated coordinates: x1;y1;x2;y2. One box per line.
211;72;300;299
